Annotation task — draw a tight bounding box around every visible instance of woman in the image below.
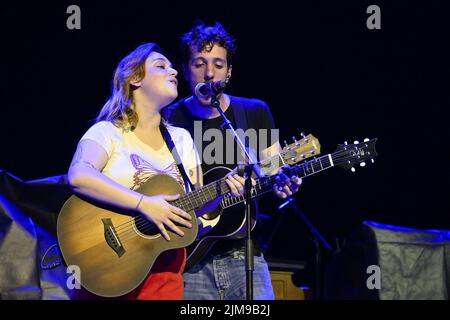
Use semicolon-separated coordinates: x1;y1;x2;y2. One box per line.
67;43;201;300
68;42;245;299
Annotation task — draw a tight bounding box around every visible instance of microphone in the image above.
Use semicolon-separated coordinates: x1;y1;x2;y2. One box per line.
194;80;227;98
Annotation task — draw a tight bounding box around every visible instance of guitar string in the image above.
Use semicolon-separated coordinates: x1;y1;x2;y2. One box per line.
171;143;298;214
113;178;225;231
118;165;235;231
115;159;299;236
117;154;349;242
120;171;235;231
222;145;372;208
113;147;370;239
113;184;223;236
114;145;316;232
115;185;222;238
114;143;321;232
115;147;368;240
115;148;370;241
114;179;227;235
131;141;374;231
118;166;360;241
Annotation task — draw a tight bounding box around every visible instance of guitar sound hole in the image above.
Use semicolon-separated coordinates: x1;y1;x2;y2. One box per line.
134;216;160;237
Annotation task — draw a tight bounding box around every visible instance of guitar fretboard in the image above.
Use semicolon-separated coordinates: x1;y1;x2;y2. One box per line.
172;178;229;213
221;153;336;209
168;138;374;215
171;150;287;213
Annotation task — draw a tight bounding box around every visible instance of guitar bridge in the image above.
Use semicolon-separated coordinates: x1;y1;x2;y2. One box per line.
102;218;125;257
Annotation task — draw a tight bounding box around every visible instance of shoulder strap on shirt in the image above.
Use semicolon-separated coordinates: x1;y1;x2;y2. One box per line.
230;96;248;132
230;96;262;168
230;96;249;155
159;123;195;192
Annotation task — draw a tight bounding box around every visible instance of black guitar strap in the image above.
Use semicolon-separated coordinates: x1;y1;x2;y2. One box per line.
230;96;248;140
230;96;251;167
230;96;262;176
160;123;195;192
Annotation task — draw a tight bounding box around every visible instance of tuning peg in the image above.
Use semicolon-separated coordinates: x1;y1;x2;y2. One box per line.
292;136;297;142
371;159;375;163
351;167;356;172
344;141;348;145
360;162;366;167
300;132;306;138
354;140;359;144
364;138;370;142
284;140;288;148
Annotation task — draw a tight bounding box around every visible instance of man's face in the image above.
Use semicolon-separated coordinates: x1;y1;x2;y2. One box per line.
184;44;232;106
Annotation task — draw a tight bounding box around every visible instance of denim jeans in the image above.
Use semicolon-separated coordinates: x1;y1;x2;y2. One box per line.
183;249;275;300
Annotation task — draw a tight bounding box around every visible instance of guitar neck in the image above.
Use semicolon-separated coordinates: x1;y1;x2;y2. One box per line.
221;153;336;209
171;176;230;213
171;151;287;213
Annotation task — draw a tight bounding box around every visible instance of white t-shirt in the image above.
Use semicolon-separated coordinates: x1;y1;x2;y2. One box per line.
80;121;200;191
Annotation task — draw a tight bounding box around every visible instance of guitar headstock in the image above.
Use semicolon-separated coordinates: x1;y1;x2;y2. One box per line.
333;138;378;171
281;133;321;165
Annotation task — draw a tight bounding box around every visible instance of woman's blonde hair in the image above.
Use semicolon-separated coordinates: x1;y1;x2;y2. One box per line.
96;43;161;130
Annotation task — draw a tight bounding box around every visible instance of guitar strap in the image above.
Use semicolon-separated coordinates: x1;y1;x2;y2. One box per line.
230;97;262;177
230;96;248;143
159;123;195;192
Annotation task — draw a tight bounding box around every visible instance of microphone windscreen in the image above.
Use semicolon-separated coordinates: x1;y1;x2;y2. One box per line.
194;82;208;98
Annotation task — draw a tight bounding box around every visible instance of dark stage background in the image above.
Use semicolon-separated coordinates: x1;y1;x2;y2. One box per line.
1;1;449;265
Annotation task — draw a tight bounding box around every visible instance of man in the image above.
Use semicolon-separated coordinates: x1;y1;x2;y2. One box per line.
164;21;302;300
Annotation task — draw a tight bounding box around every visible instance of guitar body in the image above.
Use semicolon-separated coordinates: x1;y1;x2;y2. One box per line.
186;167;257;271
57;174;198;297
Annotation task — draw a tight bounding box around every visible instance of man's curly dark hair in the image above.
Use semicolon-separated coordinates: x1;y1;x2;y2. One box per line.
180;21;237;66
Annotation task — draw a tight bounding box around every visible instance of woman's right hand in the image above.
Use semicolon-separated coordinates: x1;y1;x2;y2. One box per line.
138;194;192;241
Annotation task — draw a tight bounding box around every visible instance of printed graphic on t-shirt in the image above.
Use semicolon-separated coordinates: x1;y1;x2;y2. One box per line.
130;154;183;190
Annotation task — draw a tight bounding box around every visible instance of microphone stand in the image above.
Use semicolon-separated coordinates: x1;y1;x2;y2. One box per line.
210;93;262;301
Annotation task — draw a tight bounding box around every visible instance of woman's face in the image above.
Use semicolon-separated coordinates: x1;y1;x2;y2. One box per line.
136;51;178;109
